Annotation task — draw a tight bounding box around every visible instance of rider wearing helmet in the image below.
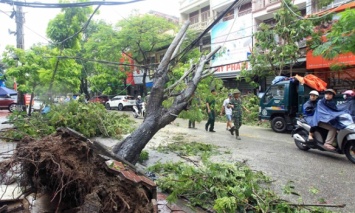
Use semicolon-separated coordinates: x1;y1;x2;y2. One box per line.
136;95;143;114
303;90;319;142
340;90;355;121
342;90;355;100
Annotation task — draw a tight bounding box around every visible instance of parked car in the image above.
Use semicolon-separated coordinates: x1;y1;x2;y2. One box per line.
105;95;135;110
32;97;45;111
0;94;17;112
88;95;109;105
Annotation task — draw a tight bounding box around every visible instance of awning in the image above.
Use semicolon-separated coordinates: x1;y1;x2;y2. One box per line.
0;87;17;96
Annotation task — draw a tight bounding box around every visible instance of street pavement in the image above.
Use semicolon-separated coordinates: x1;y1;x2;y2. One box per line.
1;109;354;212
134;115;355;213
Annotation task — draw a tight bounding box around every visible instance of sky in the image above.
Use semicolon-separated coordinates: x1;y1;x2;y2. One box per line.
0;0;180;55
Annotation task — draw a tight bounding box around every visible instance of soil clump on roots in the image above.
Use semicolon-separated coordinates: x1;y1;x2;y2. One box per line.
0;130;155;213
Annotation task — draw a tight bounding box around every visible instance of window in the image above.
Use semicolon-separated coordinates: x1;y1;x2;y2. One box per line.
201;6;210;22
238;2;252;16
264;85;285;103
189;11;199;24
223;9;234;21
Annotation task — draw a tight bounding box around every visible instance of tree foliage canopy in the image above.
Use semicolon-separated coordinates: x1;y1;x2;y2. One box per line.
47;1;92;49
116;13;177;65
2;45;82;95
312;9;355;59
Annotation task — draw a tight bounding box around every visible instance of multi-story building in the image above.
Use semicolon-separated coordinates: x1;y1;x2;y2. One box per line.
179;0;354;93
179;0;213;52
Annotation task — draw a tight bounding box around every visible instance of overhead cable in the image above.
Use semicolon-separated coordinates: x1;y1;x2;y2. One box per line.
0;0;143;8
173;0;241;62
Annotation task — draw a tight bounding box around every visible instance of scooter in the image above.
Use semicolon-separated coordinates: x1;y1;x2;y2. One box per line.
292;118;355;164
132;102;145;118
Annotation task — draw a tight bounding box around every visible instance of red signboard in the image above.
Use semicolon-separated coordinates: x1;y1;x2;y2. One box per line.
307;50;355;69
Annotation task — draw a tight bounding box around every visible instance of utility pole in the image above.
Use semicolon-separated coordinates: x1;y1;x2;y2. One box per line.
16;6;24;49
15;5;26;111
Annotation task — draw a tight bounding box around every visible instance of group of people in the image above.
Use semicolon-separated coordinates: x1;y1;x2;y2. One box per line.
204;89;246;140
303;88;354;151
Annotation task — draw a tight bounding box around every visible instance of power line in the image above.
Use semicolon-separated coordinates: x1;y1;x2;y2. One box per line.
0;0;144;8
173;0;242;62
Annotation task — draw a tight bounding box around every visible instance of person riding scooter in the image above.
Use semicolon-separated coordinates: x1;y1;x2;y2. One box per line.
312;89;354;151
338;90;355;121
136;95;143;114
302;90;319;142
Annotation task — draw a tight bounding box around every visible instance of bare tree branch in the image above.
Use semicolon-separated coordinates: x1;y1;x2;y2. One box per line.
164;64;195;93
155;21;190;77
171;31;187;60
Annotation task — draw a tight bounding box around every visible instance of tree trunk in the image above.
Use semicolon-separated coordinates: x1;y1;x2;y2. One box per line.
80;77;89;99
112;22;221;164
142;69;147;96
17;91;26;111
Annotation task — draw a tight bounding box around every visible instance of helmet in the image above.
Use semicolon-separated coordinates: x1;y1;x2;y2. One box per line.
232;89;241;94
324;89;336;95
342;90;355;100
137;95;141;99
309;90;319;96
228;93;232;97
342;90;355;97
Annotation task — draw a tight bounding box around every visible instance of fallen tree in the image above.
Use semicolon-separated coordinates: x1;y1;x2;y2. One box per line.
0;128;156;212
112;21;221;164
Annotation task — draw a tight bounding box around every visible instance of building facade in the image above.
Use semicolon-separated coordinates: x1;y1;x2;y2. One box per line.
179;0;355;92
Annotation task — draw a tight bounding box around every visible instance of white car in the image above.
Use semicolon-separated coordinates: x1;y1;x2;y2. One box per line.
105;95;136;111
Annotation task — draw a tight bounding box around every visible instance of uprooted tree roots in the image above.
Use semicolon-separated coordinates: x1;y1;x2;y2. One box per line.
0;130;154;213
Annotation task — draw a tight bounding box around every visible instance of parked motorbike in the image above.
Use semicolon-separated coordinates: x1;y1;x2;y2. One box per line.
132;102;145;118
292;118;355;164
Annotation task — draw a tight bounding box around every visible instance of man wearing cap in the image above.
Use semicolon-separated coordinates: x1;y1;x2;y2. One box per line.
303;90;319;142
220;93;233;132
228;89;243;140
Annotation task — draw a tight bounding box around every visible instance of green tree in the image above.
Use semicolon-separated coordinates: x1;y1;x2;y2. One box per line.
46;1;92;96
2;46;49;113
312;9;355;59
2;45;82;102
115;13;177;96
82;20;127;96
241;0;314;85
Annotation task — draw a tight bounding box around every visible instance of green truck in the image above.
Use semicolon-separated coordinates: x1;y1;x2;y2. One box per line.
258;80;346;133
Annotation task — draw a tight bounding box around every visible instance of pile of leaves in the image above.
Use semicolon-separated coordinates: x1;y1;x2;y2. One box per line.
149;141;331;213
4;101;134;140
0;130;154;212
156;141;219;157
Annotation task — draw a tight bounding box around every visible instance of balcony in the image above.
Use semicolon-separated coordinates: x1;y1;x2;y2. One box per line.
180;0;210;14
190;17;214;31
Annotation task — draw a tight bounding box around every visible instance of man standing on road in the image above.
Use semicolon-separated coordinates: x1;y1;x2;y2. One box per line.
228;89;243;140
205;89;217;132
220;93;233;133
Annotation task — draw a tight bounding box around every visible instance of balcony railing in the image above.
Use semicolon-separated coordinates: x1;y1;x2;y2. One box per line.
190;17;214;31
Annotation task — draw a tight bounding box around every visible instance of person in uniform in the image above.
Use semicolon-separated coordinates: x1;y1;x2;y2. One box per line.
228;89;243;140
205;89;217;132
